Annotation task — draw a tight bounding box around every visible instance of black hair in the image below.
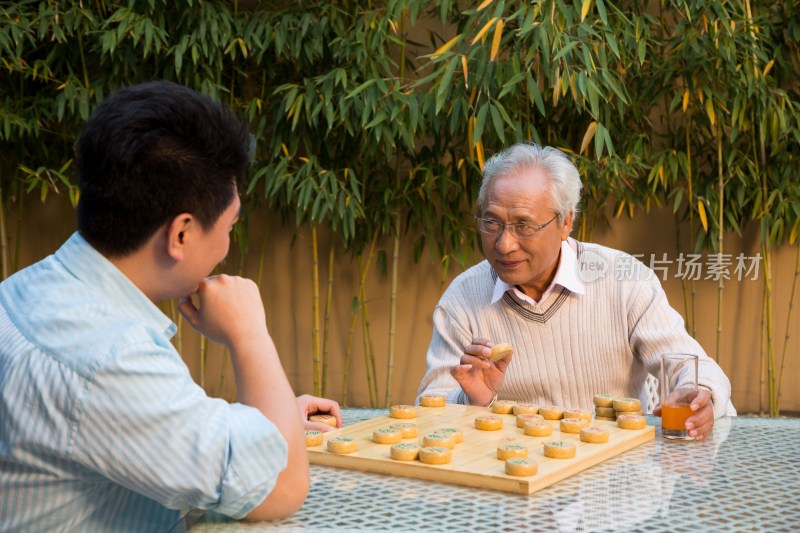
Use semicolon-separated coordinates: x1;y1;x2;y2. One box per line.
75;80;250;257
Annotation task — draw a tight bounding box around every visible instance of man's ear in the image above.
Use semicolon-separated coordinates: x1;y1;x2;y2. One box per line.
561;209;574;240
165;214;195;261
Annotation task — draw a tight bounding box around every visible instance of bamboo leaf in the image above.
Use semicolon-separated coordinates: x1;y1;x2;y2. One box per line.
705;98;715;126
682;90;690;112
490;104;504;143
604;30;620;59
490;19;503;61
291;94;304;130
615;198;626;218
698;200;708;231
553;40;579;63
596;0;608;25
763;59;774;77
433;34;461;57
476;139;485;170
471;17;498;45
552;68;560;105
435;56;458;113
581;0;592;22
673;189;684;213
477;0;494;11
595;122;611;158
468;116;475;161
365;110;387;129
493;100;515;131
461;54;468;87
474;104;489;145
346;79;376;99
526;73;546;116
498;72;524;99
580;121;597;155
790;219;800;245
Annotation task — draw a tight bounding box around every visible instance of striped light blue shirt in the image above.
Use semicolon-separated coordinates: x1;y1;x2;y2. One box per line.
0;233;288;532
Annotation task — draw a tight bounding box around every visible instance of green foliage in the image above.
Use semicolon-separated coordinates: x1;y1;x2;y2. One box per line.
3;0;798;260
2;0;799;411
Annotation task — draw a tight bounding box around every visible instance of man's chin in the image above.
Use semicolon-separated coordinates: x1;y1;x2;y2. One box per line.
493;267;525;286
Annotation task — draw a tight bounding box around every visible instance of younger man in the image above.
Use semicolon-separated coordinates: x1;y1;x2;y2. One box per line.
0;81;336;532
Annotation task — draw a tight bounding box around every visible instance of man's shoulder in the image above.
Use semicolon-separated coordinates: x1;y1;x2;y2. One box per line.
437;260;494;308
0;257;170;378
573;239;630;261
446;260;493;289
571;239;661;294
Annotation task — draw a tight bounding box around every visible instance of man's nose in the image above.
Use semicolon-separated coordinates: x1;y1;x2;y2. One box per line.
495;227;520;253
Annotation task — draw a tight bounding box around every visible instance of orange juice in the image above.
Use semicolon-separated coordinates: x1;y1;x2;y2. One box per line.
662;402;693;431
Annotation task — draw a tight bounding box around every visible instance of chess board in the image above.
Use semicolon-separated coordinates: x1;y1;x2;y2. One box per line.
308;404;654;494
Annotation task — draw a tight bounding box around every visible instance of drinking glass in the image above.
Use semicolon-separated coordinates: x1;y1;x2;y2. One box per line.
660;353;699;441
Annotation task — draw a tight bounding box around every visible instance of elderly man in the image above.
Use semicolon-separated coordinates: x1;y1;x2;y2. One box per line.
417;142;733;440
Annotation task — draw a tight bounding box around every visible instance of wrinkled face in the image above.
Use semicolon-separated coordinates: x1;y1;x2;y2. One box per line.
479;168;572;296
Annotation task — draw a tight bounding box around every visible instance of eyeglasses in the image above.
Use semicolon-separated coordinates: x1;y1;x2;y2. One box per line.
474;213;558;239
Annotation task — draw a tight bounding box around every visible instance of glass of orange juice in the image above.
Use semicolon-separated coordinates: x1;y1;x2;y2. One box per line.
660;353;699;441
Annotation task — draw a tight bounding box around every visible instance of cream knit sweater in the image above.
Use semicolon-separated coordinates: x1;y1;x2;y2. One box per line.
417;239;733;419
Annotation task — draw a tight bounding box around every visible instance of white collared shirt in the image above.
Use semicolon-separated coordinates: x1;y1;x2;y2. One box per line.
491;239;585;306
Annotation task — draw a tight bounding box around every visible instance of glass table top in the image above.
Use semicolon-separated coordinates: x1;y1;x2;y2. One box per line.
183;410;800;532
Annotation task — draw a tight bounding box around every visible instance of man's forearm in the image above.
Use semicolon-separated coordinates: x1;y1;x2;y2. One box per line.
229;333;310;520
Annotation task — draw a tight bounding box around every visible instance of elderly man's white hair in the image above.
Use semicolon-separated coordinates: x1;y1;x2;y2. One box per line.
478;143;582;225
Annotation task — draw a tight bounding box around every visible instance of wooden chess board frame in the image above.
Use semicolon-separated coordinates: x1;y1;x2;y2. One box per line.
308;404;655;494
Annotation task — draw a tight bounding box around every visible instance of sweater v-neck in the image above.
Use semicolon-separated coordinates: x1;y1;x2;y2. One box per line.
490;240;582;323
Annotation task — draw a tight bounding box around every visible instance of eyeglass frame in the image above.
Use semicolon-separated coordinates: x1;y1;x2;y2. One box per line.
473;212;559;239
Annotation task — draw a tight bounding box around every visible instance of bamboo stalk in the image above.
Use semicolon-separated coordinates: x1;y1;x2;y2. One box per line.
579;214;586;242
168;298;183;356
385;222;400;407
174;312;183;358
0;185;9;281
255;221;270;287
343;298;358;407
776;244;800;412
361;277;379;406
439;254;450;296
762;242;776;416
676;221;691;328
216;349;229;399
382;9;408;408
358;255;376;407
685;125;696;337
77;31;90;89
751;109;766;416
753;93;777;415
759;278;767;416
200;335;207;389
714;123;723;362
12;189;23;273
311;225;321;397
321;243;335;397
60;192;70;242
398;8;407;81
342;235;377;406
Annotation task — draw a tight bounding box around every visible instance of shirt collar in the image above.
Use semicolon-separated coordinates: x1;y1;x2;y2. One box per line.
55;232;177;338
491;239;585;304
